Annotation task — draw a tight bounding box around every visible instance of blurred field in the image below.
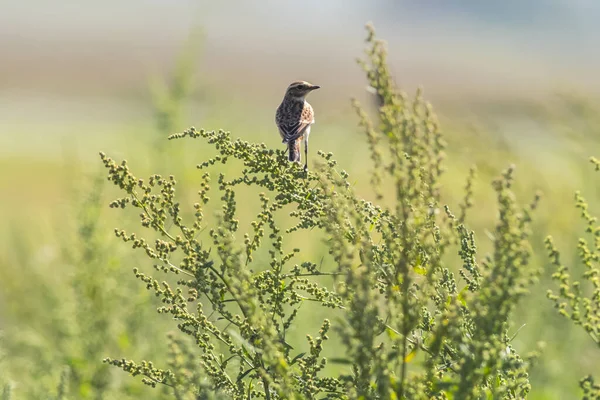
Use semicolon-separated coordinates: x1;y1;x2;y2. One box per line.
2;1;600;398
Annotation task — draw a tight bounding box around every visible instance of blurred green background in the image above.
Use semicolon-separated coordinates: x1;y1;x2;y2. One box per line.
1;1;600;398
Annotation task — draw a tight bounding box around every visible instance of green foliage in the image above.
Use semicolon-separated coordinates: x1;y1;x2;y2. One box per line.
2;384;12;400
4;22;600;400
0;170;169;399
97;25;544;399
546;157;600;399
0;28;202;400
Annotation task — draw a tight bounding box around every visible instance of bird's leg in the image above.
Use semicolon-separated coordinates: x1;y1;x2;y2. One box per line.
303;135;309;171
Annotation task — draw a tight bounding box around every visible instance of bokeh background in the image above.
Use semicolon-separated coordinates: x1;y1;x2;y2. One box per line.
2;1;600;398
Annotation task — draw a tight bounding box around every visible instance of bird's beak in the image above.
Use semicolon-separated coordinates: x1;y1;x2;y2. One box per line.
309;85;320;91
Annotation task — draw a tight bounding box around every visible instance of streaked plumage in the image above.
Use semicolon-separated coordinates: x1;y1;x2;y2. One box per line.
275;81;320;171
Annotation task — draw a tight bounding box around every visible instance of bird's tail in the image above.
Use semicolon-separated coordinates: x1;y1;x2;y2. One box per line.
288;140;301;163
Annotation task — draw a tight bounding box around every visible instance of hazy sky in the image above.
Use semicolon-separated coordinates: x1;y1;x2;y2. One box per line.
1;1;599;100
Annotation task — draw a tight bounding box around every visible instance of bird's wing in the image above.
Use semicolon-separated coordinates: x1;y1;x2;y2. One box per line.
279;120;311;143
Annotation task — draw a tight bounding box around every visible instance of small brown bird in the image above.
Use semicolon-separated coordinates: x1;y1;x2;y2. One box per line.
275;81;320;171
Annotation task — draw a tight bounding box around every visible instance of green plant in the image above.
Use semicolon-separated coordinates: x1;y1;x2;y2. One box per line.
546;157;600;399
99;24;543;399
0;27;204;400
1;381;12;400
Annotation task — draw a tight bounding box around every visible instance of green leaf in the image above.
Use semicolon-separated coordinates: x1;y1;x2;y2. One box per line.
457;286;468;306
509;324;526;342
413;265;427;276
329;358;353;365
237;367;255;382
290;352;306;365
404;348;417;363
386;327;399;340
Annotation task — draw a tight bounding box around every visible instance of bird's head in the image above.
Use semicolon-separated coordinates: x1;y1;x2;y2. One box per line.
285;81;320;100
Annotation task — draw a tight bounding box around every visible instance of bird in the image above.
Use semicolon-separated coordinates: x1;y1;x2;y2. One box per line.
275;81;320;171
